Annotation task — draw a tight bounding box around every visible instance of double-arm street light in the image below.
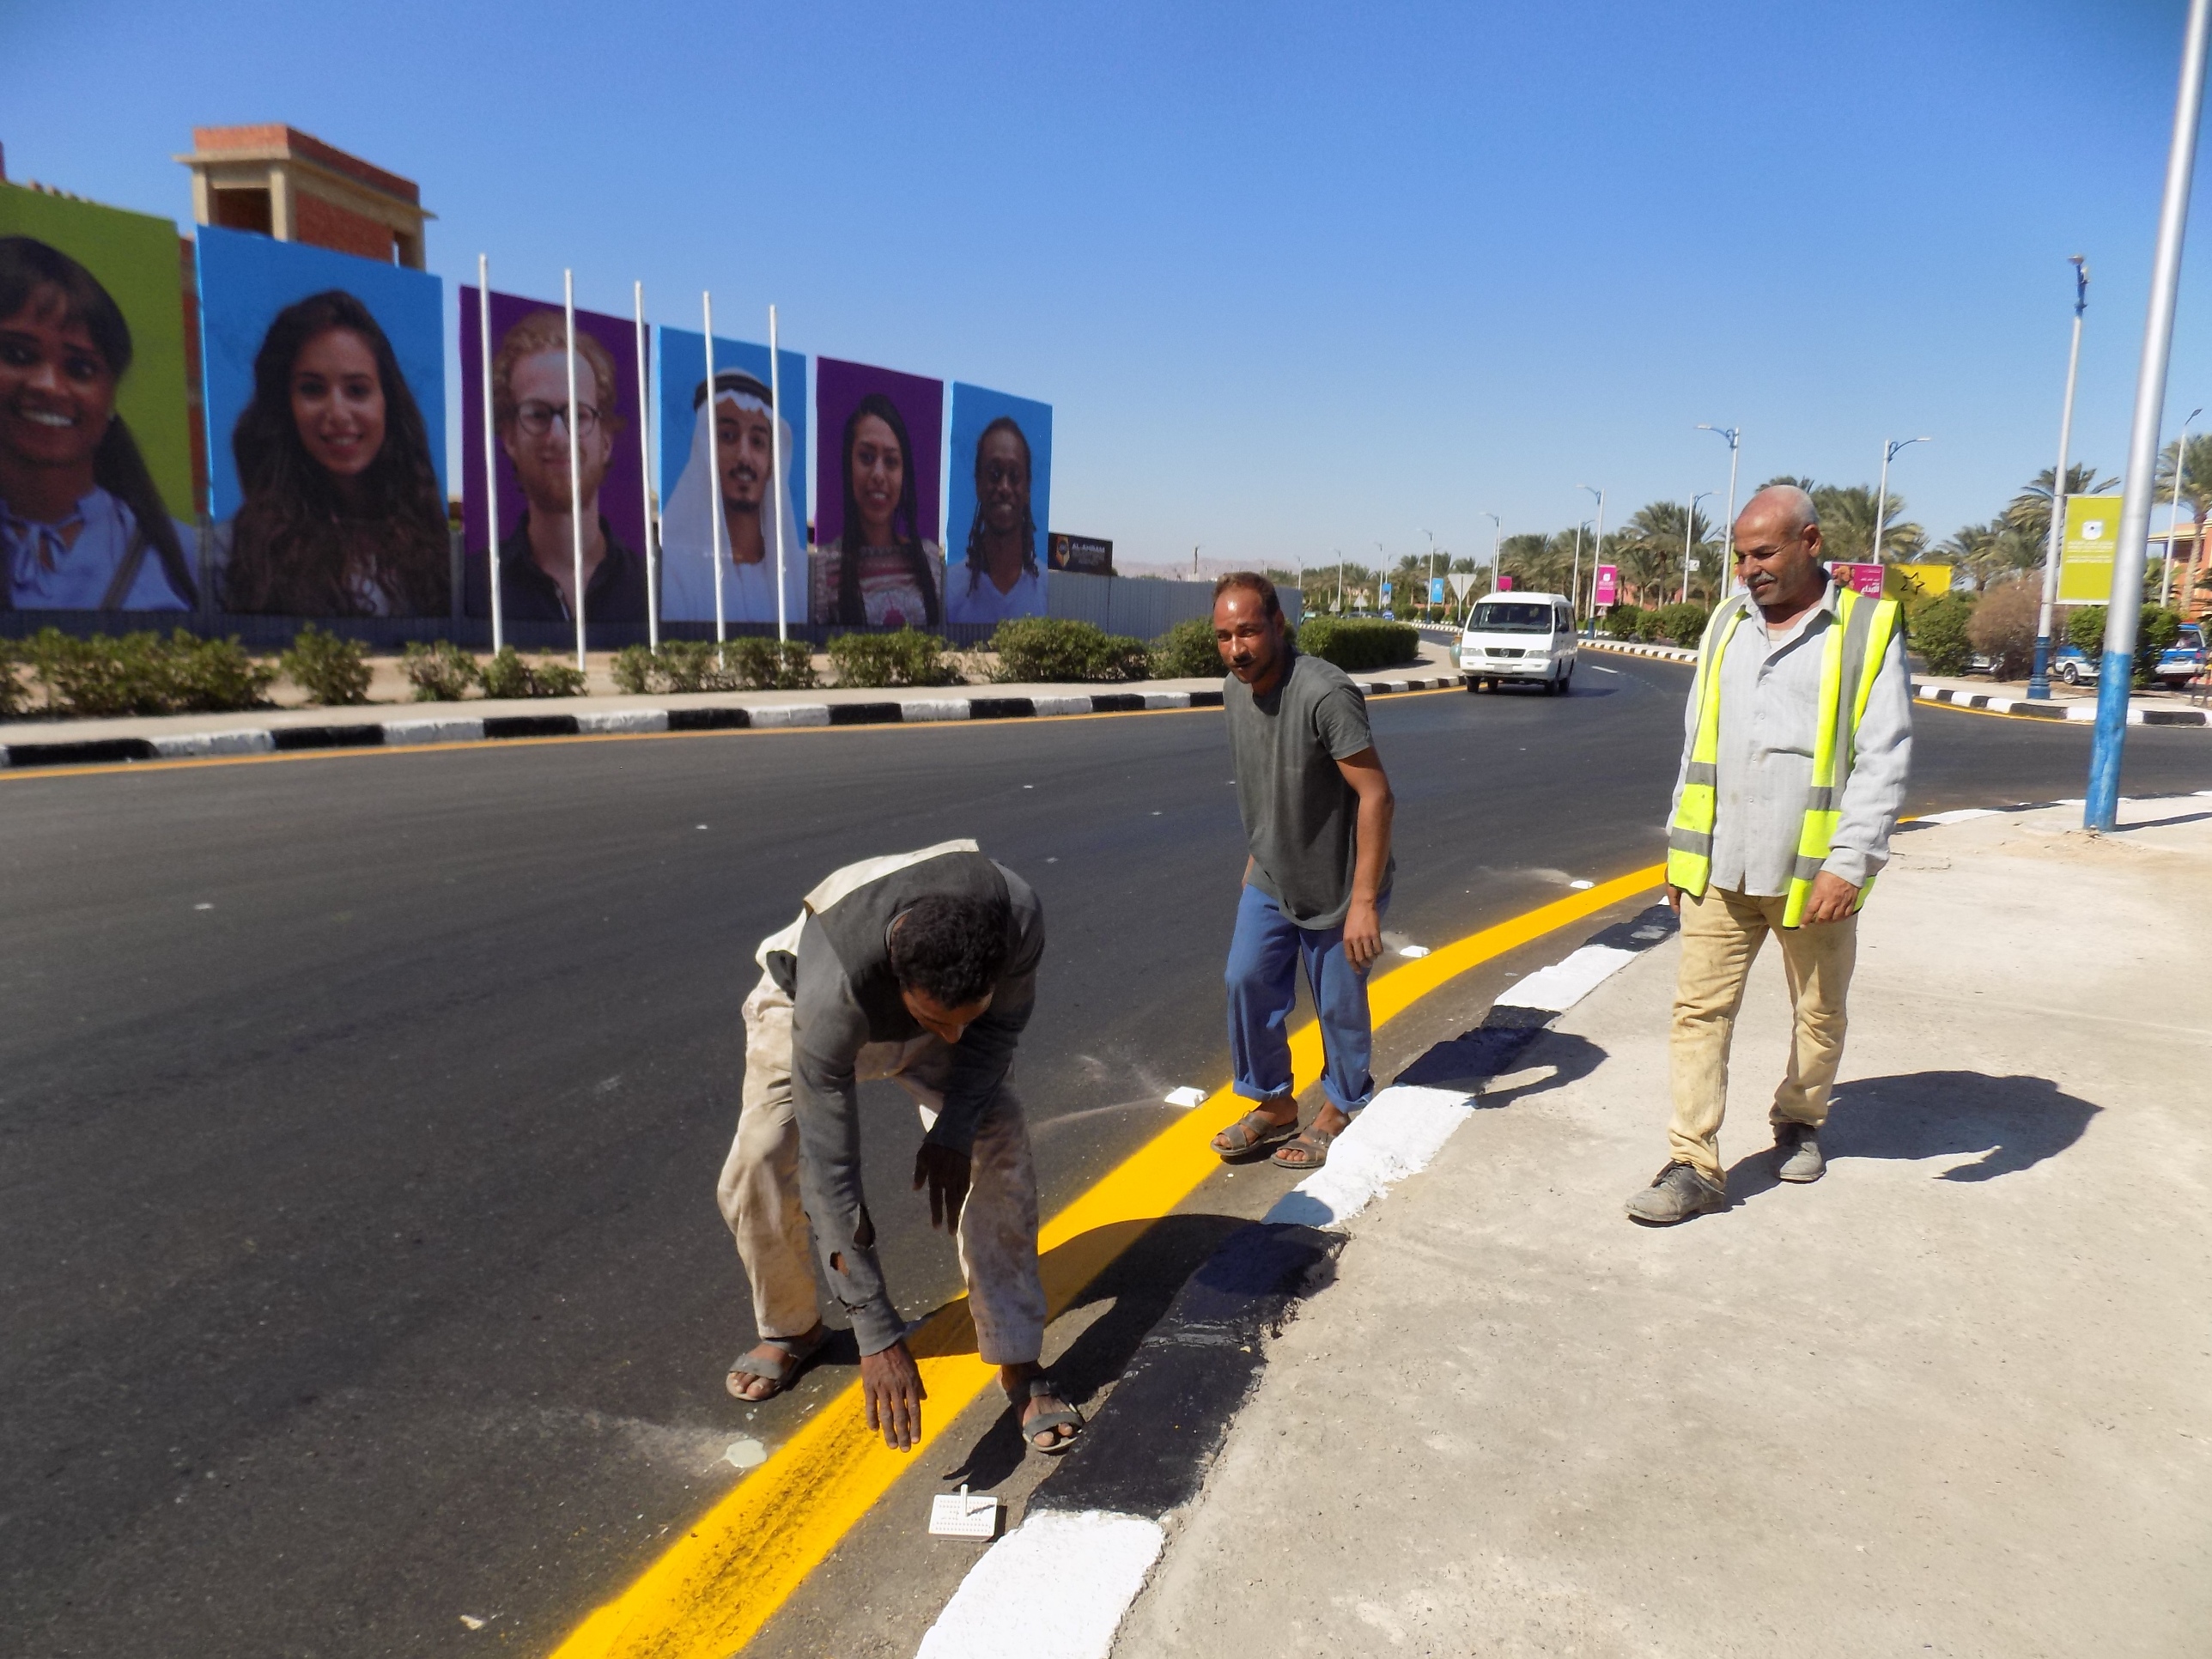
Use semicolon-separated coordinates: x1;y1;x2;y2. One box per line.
1480;512;1502;593
1871;436;1932;568
1696;423;1742;574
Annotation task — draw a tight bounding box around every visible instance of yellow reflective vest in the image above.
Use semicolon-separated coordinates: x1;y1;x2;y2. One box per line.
1666;586;1903;927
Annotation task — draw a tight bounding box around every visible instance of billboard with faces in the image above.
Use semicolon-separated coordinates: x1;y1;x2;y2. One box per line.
654;327;807;626
944;382;1051;626
459;288;648;628
196;226;447;617
0;183;198;611
811;356;944;629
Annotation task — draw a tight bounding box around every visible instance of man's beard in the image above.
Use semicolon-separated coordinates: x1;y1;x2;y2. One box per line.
521;461;605;516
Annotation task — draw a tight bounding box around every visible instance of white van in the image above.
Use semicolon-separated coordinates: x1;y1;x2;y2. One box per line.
1458;592;1577;695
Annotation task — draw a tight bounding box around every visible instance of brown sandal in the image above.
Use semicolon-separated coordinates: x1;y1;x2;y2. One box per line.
1212;1109;1298;1160
1271;1123;1340;1170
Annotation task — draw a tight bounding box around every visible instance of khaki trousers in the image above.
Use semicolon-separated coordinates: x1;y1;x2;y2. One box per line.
1668;886;1856;1187
714;971;1048;1364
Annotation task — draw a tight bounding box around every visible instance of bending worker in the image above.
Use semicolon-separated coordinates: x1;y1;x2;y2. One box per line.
715;842;1083;1454
1627;484;1911;1225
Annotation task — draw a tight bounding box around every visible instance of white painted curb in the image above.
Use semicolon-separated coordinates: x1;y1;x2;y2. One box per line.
150;729;276;758
576;708;669;734
915;1510;1164;1659
381;717;485;745
1264;1085;1477;1230
747;703;832;728
1493;943;1640;1013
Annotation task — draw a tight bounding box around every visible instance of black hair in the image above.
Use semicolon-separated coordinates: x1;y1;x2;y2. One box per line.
963;415;1037;598
1213;570;1282;619
223;289;448;617
889;893;1009;1008
837;391;939;626
0;235;196;609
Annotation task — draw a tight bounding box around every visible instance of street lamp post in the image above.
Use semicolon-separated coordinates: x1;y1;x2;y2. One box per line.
1681;491;1714;605
2089;0;2212;833
1577;484;1607;635
1420;527;1437;617
1871;436;1932;574
1480;513;1501;595
1696;423;1742;573
1333;549;1344;613
2031;257;2090;700
2163;407;2201;605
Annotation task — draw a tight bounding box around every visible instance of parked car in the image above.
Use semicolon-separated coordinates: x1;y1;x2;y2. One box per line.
2155;623;2205;684
2051;644;2099;685
1459;592;1577;695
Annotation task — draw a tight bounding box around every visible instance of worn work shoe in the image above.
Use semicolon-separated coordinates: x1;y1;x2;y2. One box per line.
1774;1122;1826;1183
1625;1161;1727;1225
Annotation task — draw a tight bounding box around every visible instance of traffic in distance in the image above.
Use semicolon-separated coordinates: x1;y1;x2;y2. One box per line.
1456;592;1579;694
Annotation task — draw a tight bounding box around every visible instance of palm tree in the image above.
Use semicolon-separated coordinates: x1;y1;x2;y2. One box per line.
1814;483;1925;563
2003;462;2117;551
1620;501;1716;605
1940;519;2042;589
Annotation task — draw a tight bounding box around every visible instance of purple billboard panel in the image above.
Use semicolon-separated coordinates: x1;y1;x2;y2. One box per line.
459;288;649;627
1593;564;1619;606
811;357;945;628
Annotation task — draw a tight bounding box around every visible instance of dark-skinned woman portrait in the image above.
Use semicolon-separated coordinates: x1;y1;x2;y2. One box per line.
0;236;196;611
221;289;449;617
810;392;943;629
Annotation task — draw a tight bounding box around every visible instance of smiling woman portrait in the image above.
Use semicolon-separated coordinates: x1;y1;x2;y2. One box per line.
811;392;944;629
0;235;197;611
222;289;449;617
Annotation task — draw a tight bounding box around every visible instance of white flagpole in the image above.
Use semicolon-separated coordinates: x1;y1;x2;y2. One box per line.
635;281;658;652
563;270;586;672
703;292;728;663
478;257;501;655
768;302;788;646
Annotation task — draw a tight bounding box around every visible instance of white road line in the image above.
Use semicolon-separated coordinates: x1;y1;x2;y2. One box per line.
1492;943;1640;1012
915;1510;1164;1659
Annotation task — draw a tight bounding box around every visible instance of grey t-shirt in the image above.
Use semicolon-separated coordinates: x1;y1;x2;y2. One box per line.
1223;649;1393;928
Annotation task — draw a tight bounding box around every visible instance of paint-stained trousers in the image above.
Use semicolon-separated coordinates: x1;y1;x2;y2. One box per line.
714;970;1048;1364
1668;885;1857;1187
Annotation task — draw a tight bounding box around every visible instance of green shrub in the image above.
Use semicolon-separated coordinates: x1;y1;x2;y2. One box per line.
478;645;585;698
281;624;373;706
611;643;657;695
990;617;1151;683
1151;617;1223;679
1648;602;1711;648
2068;604;2184;687
401;640;480;701
1293;616;1420;672
1603;604;1644;640
20;627;273;717
726;637;817;690
0;642;22;720
1911;592;1978;675
827;629;957;688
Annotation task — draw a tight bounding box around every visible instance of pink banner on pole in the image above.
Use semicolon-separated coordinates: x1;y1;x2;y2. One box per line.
1496;574;1515;592
1594;564;1619;605
1830;561;1884;596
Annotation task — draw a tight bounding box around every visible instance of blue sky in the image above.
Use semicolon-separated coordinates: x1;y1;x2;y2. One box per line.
12;0;2212;568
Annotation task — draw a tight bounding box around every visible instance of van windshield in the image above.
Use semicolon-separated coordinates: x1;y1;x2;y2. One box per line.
1469;602;1554;634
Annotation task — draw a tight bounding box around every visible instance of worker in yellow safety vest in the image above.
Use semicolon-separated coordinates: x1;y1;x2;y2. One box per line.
1627;484;1913;1226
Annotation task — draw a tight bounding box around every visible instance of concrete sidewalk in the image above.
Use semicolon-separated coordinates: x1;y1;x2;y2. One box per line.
1116;796;2212;1656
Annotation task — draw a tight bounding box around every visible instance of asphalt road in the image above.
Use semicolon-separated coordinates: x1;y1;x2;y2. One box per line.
5;657;2206;1656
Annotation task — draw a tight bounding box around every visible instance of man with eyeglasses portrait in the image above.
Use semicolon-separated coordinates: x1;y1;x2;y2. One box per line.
485;310;648;623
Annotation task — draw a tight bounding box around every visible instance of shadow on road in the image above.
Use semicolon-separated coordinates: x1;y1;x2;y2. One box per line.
1393;1027;1609;1101
1725;1070;2100;1201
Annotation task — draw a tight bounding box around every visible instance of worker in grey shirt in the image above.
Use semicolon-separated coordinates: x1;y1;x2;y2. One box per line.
714;842;1083;1455
1628;483;1912;1225
1206;572;1397;1173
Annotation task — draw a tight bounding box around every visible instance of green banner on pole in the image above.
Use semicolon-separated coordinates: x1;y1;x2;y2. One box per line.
2057;494;2124;602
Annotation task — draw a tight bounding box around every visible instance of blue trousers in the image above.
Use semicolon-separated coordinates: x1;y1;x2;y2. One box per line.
1225;882;1388;1115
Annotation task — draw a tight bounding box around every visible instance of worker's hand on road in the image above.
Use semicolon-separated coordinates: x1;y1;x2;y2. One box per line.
1801;871;1859;925
1666;884;1682;915
860;1339;927;1451
913;1142;972;1231
1342;896;1383;972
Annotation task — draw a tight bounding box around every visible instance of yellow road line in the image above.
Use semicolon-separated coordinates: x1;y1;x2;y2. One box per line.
0;689;1462;785
549;861;1664;1659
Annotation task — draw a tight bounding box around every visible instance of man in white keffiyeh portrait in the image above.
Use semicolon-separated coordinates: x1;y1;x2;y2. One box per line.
659;369;801;624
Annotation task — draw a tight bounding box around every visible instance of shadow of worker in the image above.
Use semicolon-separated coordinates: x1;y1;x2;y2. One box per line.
1727;1071;2100;1197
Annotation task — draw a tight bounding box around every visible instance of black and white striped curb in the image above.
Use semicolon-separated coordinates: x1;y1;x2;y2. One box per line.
1584;638;2210;727
1912;684;2209;726
914;902;1683;1659
0;675;1462;772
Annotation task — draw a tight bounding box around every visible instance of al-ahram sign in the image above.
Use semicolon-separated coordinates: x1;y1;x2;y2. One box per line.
2058;494;2123;603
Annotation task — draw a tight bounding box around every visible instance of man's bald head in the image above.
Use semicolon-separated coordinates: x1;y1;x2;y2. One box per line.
1736;484;1819;541
1733;483;1827;619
